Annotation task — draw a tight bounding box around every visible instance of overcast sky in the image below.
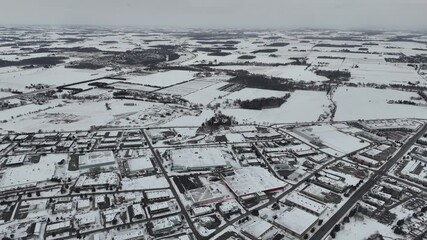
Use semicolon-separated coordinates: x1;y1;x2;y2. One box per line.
1;0;426;31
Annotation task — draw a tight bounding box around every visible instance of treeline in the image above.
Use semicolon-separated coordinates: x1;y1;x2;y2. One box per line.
315;70;351;81
388;100;417;105
199;113;237;132
66;61;104;70
251;49;278;54
317;56;345;60
33;46;102;53
266;43;289;47
112;90;188;105
228;73;329;92
0;56;68;68
418;91;427;102
390;84;427;91
314;43;361;48
385;54;427;63
237;55;256;60
236;94;291;110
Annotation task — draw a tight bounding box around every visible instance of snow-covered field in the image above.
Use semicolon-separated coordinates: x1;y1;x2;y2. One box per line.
0;66;111;92
124;70;196;87
295;124;370;156
334;87;427;121
157;76;226;96
0;99;64;121
224;88;290;101
183;82;230;105
222;90;329;124
335;217;399;240
1;99;160;132
349;63;425;85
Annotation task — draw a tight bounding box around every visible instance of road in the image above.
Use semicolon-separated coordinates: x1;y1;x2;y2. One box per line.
310;122;427;240
140;129;204;240
136;123;375;239
205;158;337;239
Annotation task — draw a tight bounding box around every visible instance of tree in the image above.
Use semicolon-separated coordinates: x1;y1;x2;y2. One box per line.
343;216;350;223
394;226;404;235
251;209;259;216
349;208;357;217
396;219;404;226
334;224;340;232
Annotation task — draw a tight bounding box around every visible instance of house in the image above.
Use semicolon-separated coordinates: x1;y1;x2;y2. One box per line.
145;190;172;202
148;201;170;215
218;200;240;215
45;221;71;235
149;215;182;235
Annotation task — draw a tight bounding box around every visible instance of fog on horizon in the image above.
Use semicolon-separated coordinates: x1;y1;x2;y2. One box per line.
1;0;427;31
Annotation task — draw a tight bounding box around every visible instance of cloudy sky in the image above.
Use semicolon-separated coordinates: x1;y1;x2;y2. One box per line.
1;0;426;30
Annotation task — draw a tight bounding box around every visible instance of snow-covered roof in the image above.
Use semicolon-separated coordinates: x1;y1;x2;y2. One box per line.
0;157;56;189
146;190;172;200
113;230;145;240
148;201;169;212
46;221;71;232
151;215;182;232
79;151;116;168
126;156;153;172
224;167;287;197
275;207;318;236
170;147;230;171
241;218;273;238
5;155;26;165
284;192;327;215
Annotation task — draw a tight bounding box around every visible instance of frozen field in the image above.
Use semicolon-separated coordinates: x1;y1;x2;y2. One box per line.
157;76;225;96
109;82;159;92
222;90;329;124
124;70;196;87
349;63;425;85
335;217;399;240
1;99;160;132
183;82;230;105
334;87;427;121
0;99;64;121
0;66;111;92
294;124;370;156
224;88;290;101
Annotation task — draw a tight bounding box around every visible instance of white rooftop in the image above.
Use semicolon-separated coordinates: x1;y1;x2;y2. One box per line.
284;192;327;215
170;147;230;170
224;167;287;196
275;207;318;236
242;218;273;238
